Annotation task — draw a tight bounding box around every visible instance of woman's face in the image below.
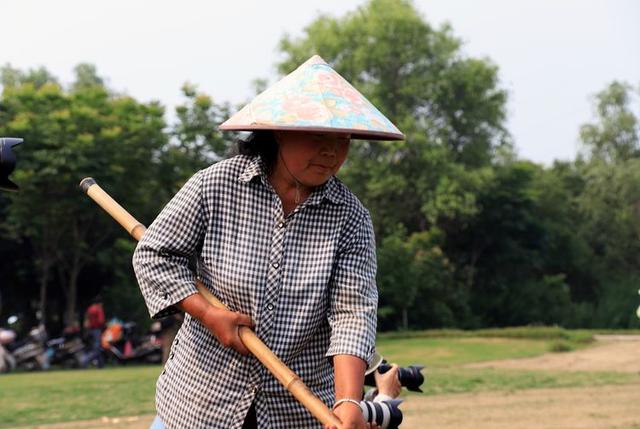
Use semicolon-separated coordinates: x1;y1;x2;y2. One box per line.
274;131;351;187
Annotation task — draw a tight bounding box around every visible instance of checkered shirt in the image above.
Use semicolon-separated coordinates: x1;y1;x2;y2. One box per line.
133;155;378;428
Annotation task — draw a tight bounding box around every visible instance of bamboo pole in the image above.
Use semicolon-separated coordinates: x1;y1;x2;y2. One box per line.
79;177;341;428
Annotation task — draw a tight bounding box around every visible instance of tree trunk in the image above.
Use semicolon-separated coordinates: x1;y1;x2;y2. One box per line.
38;261;50;323
63;266;80;328
63;223;88;328
402;307;409;330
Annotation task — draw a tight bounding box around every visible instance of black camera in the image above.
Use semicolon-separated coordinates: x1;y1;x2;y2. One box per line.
0;138;23;192
365;360;426;393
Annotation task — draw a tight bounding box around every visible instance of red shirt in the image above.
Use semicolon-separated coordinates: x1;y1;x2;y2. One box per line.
85;303;105;329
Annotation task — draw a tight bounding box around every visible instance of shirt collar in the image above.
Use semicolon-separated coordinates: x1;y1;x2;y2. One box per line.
238;156;346;206
309;176;345;206
238;156;264;183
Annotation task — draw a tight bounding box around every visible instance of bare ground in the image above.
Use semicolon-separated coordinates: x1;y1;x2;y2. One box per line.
20;384;640;429
18;337;640;429
401;383;640;429
466;335;640;373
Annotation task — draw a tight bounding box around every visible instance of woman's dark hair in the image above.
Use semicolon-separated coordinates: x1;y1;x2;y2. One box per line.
235;130;279;173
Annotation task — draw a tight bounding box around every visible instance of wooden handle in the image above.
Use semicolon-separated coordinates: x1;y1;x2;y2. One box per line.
80;178;147;241
79;177;341;427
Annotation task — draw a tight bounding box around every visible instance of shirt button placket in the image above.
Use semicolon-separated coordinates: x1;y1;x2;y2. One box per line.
260;213;286;338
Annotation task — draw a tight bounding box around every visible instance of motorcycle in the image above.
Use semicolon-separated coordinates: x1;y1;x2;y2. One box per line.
101;319;162;365
2;320;49;371
46;325;88;369
0;328;17;373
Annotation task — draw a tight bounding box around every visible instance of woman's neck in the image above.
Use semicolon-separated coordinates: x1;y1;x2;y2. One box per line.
269;162;312;215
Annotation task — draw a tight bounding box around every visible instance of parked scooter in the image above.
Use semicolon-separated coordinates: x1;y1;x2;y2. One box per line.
0;328;17;373
2;320;49;371
46;325;88;369
101;319;161;365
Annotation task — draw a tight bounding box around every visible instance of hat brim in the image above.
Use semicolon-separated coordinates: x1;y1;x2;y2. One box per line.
219;124;404;141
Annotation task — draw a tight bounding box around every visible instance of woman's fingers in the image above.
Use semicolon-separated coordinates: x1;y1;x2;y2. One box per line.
235;312;255;328
201;307;255;355
231;312;253;355
233;326;251;355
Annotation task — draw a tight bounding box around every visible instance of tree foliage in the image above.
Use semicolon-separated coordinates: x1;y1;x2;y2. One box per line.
1;1;639;333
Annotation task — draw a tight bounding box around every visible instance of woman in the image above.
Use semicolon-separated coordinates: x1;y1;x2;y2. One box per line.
134;55;403;429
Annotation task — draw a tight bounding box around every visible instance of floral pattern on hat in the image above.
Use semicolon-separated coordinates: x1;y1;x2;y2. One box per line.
220;55;404;141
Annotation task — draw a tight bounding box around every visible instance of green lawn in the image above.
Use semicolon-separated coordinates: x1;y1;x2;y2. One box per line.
421;367;634;396
1;328;638;428
375;332;636;396
0;366;159;427
376;336;556;367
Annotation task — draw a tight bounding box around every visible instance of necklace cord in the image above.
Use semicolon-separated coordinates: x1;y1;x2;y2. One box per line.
277;150;304;204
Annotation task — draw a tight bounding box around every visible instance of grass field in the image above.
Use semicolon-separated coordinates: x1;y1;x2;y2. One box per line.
0;328;638;428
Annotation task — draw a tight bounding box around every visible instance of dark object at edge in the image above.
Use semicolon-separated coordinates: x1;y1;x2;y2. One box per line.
0;137;23;192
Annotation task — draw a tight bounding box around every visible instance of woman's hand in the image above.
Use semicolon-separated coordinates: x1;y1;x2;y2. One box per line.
178;294;254;355
374;364;401;398
201;306;254;355
324;402;378;429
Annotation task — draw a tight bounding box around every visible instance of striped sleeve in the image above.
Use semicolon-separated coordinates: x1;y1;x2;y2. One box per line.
325;211;378;364
132;171;206;319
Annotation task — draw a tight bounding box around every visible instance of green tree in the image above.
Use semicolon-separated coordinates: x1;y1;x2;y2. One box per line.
278;0;509;166
160;83;233;188
71;63;105;91
573;81;640;328
574;159;640;327
0;64;167;327
276;0;510;328
580;81;639;163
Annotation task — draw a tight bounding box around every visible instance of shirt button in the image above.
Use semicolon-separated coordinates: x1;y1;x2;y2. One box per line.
278;222;285;228
267;304;274;311
169;352;174;360
162;292;169;300
272;262;279;269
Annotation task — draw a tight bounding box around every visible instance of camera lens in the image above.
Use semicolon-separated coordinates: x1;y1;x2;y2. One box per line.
360;399;403;429
376;362;425;392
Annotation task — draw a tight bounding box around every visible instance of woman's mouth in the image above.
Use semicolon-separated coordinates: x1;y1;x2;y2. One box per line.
311;163;334;169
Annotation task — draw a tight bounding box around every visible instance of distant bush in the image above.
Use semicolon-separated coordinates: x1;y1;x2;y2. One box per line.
549;340;575;352
375;326;640;343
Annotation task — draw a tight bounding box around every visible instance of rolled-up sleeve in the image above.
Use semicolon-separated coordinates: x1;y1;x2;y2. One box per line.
132;171;206;319
325;212;378;364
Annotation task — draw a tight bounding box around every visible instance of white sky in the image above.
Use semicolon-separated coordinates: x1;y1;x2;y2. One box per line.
2;0;639;165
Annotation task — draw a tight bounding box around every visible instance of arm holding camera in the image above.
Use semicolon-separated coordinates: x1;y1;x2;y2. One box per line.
373;364;402;401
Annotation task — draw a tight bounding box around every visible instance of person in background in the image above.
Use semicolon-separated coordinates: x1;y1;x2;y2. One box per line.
84;295;105;368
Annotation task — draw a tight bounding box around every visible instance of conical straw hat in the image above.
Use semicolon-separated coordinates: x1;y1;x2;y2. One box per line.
220;55;404;141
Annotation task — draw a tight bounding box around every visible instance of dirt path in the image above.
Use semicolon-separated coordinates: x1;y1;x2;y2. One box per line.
467;335;640;372
20;383;640;429
18;337;640;429
402;382;640;429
